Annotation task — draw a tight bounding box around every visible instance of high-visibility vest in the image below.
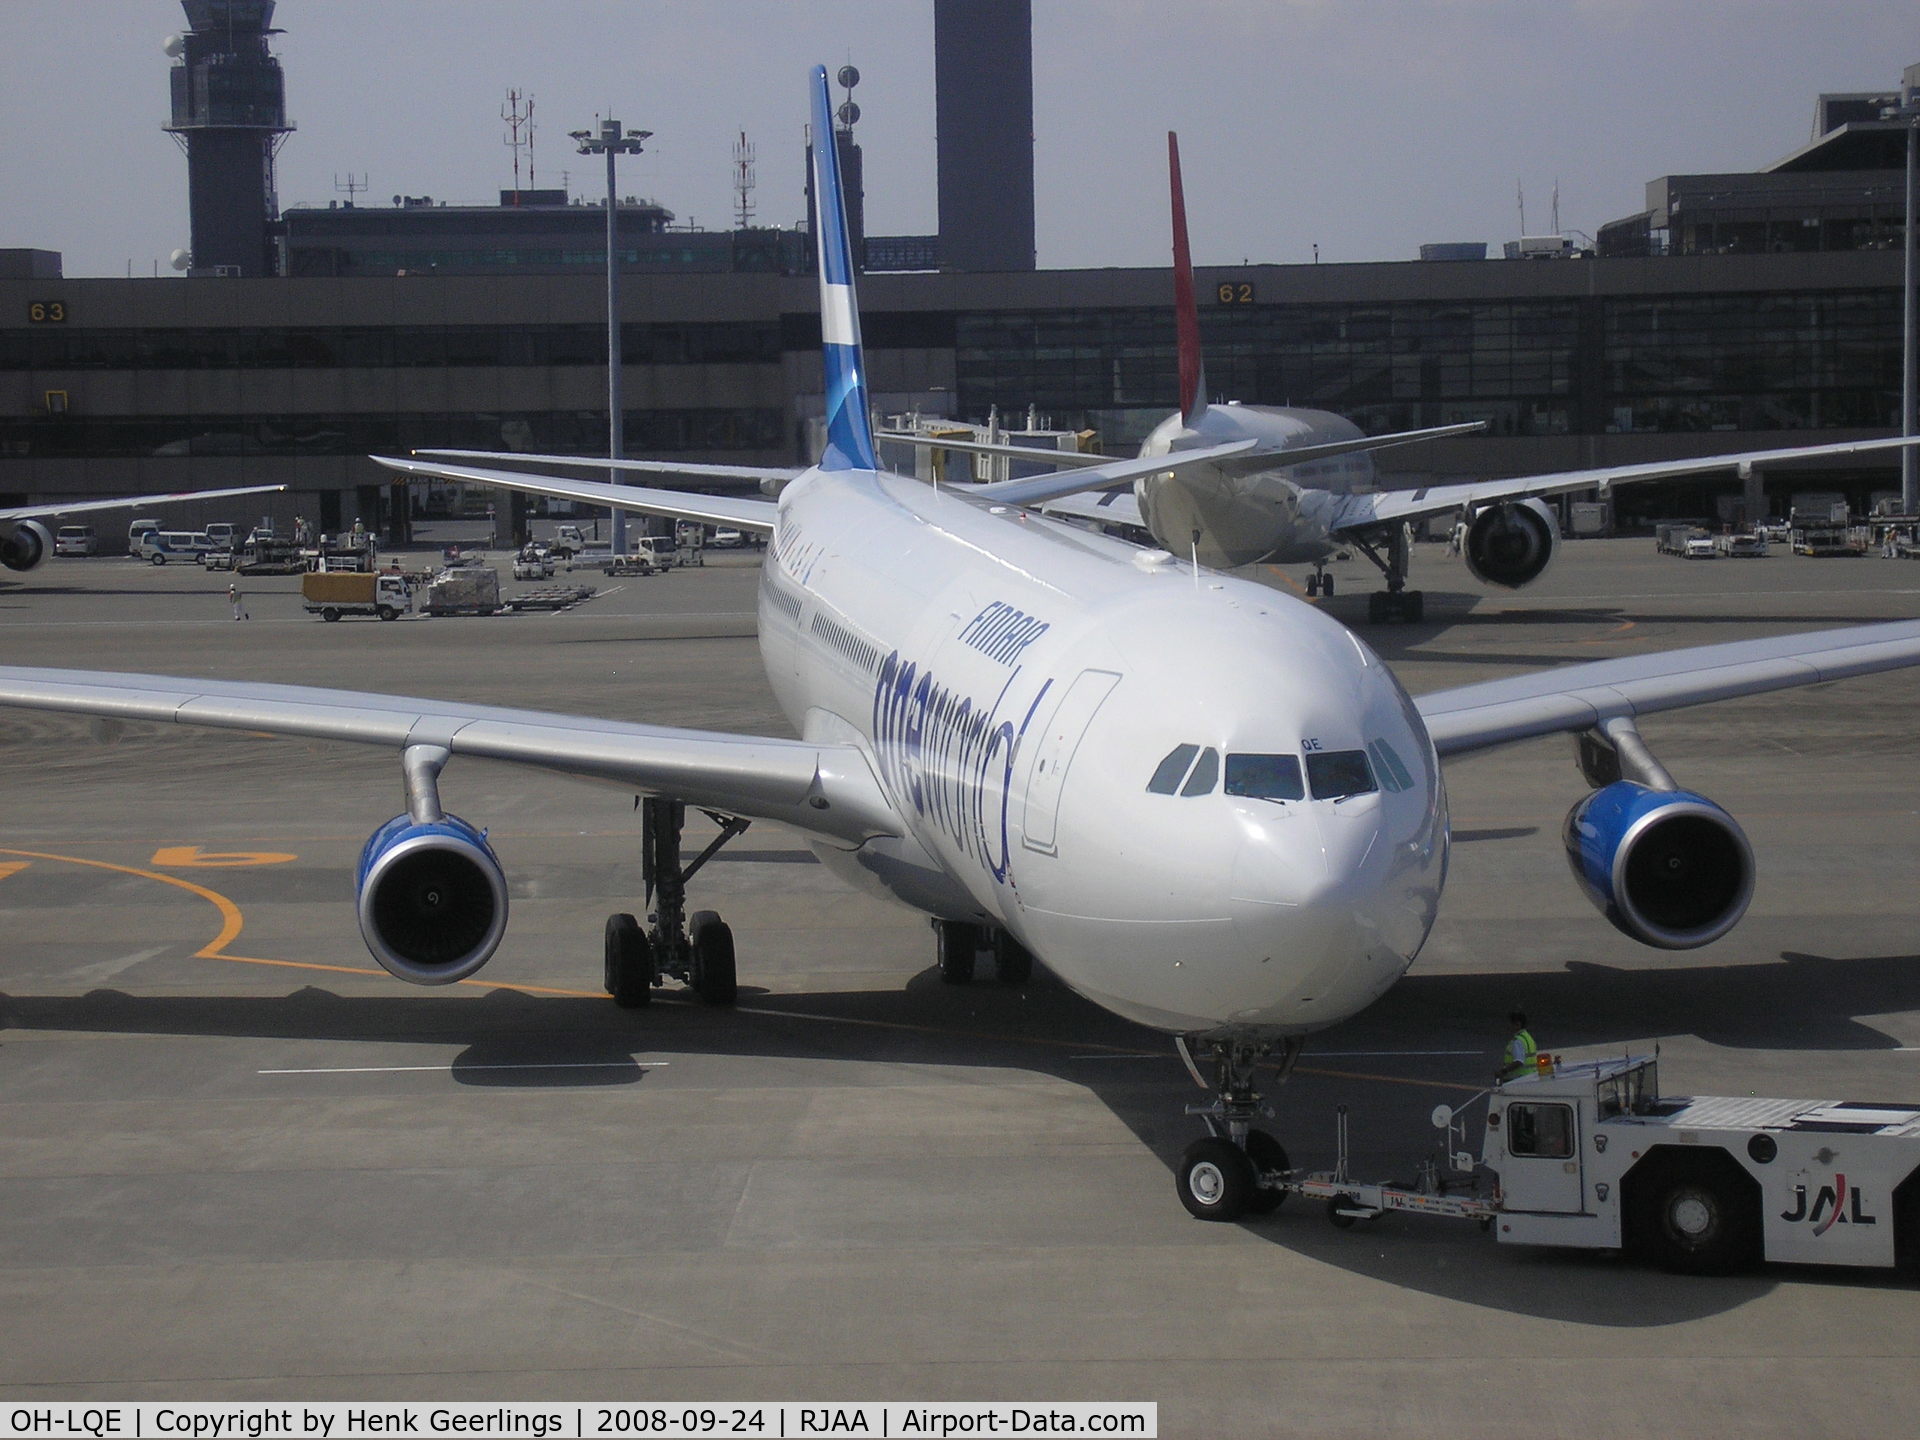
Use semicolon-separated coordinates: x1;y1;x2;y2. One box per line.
1502;1028;1538;1077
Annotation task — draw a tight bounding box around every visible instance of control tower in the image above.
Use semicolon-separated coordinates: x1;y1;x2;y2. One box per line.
164;0;294;277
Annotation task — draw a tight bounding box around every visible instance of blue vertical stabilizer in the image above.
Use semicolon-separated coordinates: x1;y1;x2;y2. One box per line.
809;66;879;473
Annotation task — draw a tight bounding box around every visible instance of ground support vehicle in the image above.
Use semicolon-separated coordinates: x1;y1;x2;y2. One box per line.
505;584;597;611
1791;524;1861;556
425;568;502;616
1714;532;1767;557
301;570;411;622
202;548;236;571
1655;522;1702;556
236;538;306;575
53;526;96;556
1181;1055;1920;1274
512;546;556;580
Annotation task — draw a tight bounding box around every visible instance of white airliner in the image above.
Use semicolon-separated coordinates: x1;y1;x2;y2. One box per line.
5;70;1920;1223
893;133;1920;624
0;484;287;577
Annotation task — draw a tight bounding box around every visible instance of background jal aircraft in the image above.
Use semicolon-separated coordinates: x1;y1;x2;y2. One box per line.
7;70;1920;1223
0;483;287;576
897;133;1920;624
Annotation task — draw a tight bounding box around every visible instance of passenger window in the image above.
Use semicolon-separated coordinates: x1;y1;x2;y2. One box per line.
1147;744;1199;795
1180;747;1219;797
1305;749;1377;800
1506;1103;1574;1159
1224;753;1305;801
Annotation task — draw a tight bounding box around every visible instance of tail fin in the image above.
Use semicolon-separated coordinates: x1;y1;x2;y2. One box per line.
810;65;878;472
1168;132;1207;426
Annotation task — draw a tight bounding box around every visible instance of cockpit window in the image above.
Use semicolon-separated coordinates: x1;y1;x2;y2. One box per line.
1368;739;1414;793
1180;747;1220;796
1147;744;1200;795
1306;749;1378;800
1225;753;1305;801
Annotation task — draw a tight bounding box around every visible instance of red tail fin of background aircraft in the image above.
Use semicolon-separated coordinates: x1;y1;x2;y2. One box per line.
1169;132;1208;426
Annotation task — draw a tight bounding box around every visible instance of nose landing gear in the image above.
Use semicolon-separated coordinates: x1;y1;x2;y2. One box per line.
1174;1031;1303;1221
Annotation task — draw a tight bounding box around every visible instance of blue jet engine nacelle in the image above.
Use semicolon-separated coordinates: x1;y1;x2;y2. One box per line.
1;520;52;572
355;813;509;984
1465;498;1558;590
1563;781;1754;949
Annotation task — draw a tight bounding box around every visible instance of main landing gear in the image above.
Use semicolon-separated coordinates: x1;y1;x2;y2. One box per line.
604;796;750;1009
932;918;1035;986
1351;525;1425;625
1174;1031;1303;1222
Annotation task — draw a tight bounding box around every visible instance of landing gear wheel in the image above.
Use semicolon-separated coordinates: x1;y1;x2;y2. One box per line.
1243;1130;1290;1215
603;911;654;1008
688;909;738;1006
1641;1168;1757;1275
992;930;1034;985
935;920;978;985
1305;574;1320;597
1320;575;1335;597
1178;1136;1255;1222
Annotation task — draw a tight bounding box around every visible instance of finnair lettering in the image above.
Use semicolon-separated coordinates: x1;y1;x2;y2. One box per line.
960;601;1050;666
872;650;1051;883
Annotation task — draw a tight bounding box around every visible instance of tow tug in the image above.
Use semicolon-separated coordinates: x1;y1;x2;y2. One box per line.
1182;1053;1920;1274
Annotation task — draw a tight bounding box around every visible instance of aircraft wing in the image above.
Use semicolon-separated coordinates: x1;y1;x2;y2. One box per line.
0;665;901;848
1415;620;1920;758
878;421;1484;478
1;483;287;524
413;449;805;487
373;455;780;533
1037;488;1147;532
1329;434;1920;535
966;439;1257;507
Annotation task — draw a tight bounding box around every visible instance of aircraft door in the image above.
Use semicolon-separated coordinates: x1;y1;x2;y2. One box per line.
1021;669;1121;855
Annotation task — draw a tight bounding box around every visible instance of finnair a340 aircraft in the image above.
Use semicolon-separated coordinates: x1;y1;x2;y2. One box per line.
903;134;1920;624
0;484;287;577
6;69;1920;1222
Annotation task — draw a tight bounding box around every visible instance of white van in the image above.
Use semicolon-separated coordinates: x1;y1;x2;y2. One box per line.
140;530;216;565
54;525;97;557
127;518;162;556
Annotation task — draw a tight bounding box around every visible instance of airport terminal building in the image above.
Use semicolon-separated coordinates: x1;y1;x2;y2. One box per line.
0;243;1902;539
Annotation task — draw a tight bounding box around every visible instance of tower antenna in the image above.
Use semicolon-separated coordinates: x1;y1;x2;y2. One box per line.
503;89;535;203
333;172;367;207
733;129;757;229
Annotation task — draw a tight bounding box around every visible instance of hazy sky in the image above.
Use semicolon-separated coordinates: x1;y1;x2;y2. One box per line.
5;1;1914;278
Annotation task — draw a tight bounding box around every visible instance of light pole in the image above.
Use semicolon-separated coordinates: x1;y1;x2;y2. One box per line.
571;119;651;556
1888;86;1920;514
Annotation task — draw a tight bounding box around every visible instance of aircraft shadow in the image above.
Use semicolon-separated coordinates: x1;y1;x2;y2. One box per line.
6;944;1917;1318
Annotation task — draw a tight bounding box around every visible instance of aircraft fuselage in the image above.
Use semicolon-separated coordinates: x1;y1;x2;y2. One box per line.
758;466;1448;1035
1135;403;1375;570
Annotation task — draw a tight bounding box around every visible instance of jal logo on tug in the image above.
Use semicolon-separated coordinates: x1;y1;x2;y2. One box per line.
1780;1173;1876;1235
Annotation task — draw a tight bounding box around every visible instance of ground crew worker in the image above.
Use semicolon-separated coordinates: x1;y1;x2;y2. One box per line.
1499;1009;1537;1080
228;581;247;621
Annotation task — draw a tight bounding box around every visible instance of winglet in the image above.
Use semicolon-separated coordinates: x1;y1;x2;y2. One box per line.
810;66;878;473
1169;132;1207;426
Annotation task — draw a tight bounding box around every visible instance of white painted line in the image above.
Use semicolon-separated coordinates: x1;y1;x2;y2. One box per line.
1066;1049;1479;1062
259;1061;667;1075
